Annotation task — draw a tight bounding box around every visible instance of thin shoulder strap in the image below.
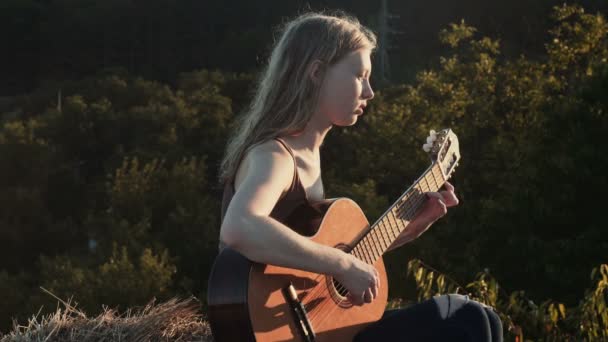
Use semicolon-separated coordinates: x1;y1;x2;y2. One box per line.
274;137;299;190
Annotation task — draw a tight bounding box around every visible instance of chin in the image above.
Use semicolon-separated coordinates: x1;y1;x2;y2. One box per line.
334;117;358;127
330;112;360;127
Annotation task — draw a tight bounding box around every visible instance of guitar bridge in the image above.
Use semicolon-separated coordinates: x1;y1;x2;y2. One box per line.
282;282;316;342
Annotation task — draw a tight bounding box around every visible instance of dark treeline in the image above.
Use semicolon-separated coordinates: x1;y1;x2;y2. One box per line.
1;1;608;340
2;0;607;96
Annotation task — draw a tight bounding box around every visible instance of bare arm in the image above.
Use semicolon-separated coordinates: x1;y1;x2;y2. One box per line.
219;140;350;277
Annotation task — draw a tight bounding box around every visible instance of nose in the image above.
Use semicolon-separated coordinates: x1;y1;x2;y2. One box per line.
362;79;374;100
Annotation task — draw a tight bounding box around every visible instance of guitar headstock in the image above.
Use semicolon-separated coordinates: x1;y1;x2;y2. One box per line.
422;128;461;180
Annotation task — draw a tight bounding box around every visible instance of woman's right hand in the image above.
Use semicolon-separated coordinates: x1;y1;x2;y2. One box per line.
333;254;379;306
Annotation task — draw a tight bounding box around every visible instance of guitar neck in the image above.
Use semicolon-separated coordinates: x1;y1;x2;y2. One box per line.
350;162;446;263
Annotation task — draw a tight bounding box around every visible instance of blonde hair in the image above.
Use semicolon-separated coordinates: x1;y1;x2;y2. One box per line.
219;11;377;184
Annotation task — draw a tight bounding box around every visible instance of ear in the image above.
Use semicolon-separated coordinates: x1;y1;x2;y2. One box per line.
309;60;326;85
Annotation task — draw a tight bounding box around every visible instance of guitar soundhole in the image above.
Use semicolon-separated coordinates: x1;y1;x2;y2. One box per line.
326;276;352;308
332;278;349;297
326;243;354;307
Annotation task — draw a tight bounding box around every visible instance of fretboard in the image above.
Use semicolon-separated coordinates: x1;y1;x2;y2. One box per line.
350;163;445;263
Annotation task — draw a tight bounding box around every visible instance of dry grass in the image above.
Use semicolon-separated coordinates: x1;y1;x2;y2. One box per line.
0;292;214;342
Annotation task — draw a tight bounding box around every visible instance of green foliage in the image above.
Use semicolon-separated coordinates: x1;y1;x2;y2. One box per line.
328;3;608;307
438;19;477;48
0;70;239;331
0;4;607;340
405;259;608;341
101;156;219;293
546;4;608;77
579;264;608;340
35;245;175;314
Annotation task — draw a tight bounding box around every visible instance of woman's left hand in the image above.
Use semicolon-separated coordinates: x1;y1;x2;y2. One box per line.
416;180;459;224
389;181;459;249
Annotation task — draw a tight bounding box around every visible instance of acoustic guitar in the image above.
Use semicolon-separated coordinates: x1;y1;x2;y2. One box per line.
207;129;461;341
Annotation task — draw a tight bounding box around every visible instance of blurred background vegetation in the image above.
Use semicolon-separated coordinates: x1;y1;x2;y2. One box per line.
0;1;607;340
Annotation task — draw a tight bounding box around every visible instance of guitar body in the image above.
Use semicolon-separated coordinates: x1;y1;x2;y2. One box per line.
207;198;388;342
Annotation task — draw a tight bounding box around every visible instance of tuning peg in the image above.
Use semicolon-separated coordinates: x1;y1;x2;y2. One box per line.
430;130;437;139
426;136;436;144
423;143;431;152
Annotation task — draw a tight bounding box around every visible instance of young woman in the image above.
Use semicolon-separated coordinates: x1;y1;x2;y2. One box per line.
217;11;503;341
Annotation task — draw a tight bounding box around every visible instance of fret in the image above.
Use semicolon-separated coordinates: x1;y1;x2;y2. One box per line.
397;196;409;221
365;234;381;262
423;173;431;192
385;211;401;249
394;206;408;230
356;245;367;262
373;227;387;254
378;214;393;240
358;244;372;264
408;183;425;220
353;247;361;261
424;169;437;191
365;234;379;262
359;243;373;264
378;219;392;250
402;190;418;221
388;209;403;237
351;245;361;260
373;225;389;252
385;212;399;240
430;166;442;191
395;198;406;221
433;164;445;185
424;169;437;192
408;187;421;217
361;243;374;264
371;232;384;260
394;200;403;220
352;246;363;261
430;165;440;191
396;192;411;219
358;238;373;264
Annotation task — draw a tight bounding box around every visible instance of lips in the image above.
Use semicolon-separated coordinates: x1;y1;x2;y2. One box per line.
355;104;366;114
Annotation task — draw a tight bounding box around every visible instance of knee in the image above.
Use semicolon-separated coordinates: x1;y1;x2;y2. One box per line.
434;294;470;319
460;299;490;320
446;294;476;318
483;306;504;341
441;294;499;325
463;300;504;341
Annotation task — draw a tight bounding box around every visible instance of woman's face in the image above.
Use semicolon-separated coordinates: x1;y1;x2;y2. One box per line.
316;48;375;126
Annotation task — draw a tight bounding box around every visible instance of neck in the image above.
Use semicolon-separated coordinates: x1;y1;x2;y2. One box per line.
285;113;333;154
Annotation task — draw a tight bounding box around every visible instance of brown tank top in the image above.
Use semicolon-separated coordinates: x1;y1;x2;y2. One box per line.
218;138;324;251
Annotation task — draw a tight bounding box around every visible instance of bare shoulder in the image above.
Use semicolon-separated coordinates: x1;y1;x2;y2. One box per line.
229;139;295;217
235;139;293;188
249;138;292;161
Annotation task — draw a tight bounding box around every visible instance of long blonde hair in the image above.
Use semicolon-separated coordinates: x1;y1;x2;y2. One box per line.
219;11;377;184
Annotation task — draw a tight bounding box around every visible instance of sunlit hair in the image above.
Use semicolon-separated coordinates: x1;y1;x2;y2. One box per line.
219;11;377;184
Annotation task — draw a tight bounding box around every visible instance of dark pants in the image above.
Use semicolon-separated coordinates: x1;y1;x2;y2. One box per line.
354;294;503;342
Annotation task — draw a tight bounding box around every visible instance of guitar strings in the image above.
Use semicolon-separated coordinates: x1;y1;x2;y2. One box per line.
306;193;430;327
306;168;447;326
304;190;433;326
308;174;444;326
303;176;438;326
303;159;450;327
300;171;442;327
